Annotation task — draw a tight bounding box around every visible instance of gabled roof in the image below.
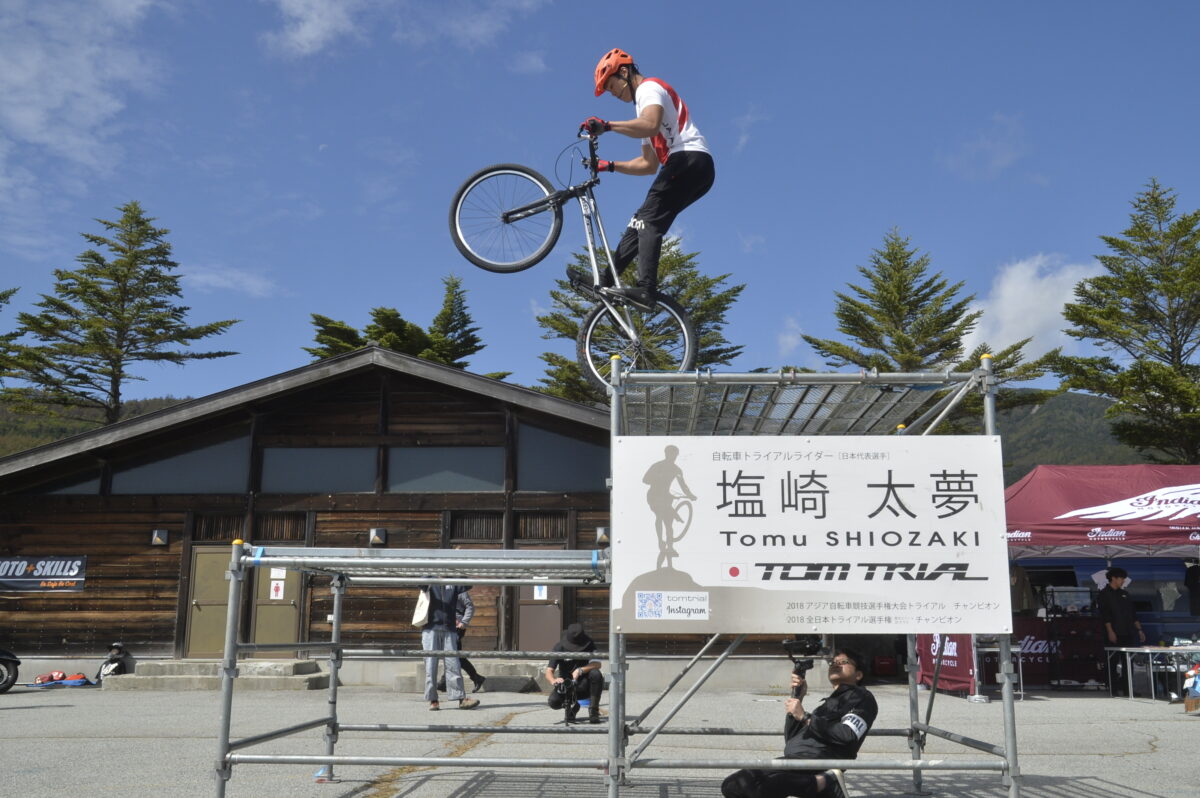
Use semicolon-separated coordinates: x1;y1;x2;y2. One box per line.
0;346;609;481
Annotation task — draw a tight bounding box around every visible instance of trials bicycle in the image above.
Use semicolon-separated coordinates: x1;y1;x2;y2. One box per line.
448;133;697;393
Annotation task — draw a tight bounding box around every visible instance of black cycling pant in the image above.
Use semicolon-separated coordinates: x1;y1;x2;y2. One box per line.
612;150;714;292
721;767;824;798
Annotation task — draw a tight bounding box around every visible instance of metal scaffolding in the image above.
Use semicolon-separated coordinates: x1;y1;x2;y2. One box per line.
212;360;1021;798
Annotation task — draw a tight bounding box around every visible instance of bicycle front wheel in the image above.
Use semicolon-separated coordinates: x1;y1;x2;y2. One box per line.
449;164;563;273
577;294;697;393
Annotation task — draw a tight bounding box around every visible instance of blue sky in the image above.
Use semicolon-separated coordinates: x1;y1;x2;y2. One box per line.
3;1;1199;400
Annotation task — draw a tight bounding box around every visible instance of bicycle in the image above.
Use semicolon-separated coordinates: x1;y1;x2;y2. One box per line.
656;492;694;570
448;133;697;393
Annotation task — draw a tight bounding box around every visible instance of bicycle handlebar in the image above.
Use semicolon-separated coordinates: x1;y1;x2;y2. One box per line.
577;133;601;177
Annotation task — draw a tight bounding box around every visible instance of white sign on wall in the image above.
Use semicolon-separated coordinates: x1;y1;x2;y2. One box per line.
611;436;1011;634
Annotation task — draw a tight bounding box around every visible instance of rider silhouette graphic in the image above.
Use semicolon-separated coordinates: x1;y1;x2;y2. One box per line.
642;445;697;568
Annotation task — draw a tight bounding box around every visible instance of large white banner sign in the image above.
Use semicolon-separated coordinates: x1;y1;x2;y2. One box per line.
611;436;1011;634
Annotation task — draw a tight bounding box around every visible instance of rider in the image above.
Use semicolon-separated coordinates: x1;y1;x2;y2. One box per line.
643;444;696;566
580;48;715;309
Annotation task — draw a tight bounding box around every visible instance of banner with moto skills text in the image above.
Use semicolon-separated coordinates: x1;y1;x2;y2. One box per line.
610;436;1011;634
0;556;87;591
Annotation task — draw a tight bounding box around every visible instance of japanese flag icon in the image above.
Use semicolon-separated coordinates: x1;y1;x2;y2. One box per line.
722;563;747;581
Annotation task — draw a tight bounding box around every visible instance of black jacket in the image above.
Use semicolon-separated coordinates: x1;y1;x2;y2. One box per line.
783;683;878;760
1097;584;1137;637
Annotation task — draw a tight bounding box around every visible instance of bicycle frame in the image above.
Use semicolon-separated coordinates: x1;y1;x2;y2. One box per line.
498;136;656;355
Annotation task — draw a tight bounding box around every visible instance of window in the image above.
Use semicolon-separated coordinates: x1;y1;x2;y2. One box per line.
516;424;607;492
388;447;504;491
261;448;376;493
111;435;250;494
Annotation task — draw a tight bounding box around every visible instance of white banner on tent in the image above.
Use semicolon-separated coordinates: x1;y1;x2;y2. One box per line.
611;436;1012;634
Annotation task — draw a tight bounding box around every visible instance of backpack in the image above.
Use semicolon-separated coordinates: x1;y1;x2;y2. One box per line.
96;658;126;682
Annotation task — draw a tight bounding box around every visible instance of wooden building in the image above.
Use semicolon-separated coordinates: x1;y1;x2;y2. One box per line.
0;347;612;659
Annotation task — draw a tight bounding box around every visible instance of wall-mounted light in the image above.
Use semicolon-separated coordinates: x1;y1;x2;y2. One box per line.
368;528;388;547
595;526;610;547
150;529;169;546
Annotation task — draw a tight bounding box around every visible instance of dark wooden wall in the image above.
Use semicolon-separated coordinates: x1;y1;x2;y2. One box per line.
0;507;186;656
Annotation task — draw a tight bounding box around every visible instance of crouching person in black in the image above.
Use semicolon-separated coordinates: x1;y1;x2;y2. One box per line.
544;623;604;724
722;647;877;798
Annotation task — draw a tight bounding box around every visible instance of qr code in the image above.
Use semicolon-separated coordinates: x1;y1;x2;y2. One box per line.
635;591;663;619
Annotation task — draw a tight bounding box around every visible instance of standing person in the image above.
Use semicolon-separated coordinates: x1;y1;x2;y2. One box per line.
437;588;486;694
1098;566;1145;696
544;622;605;724
579;48;715;309
721;648;877;798
420;583;479;711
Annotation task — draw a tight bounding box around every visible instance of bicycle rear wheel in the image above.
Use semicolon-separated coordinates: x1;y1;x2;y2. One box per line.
577;294;697;393
449;164;563;273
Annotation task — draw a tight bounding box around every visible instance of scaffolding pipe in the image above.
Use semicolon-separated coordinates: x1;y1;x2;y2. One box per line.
632;633;724;726
628;634;745;763
228;718;332;751
214;541;247;798
228;754;609;768
622;370;972;386
630;758;1006;772
911;723;1005;757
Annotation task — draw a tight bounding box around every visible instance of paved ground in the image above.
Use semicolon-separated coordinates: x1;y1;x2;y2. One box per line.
0;680;1195;797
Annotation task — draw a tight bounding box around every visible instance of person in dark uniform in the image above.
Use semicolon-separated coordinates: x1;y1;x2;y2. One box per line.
721;647;878;798
544;623;605;724
1098;566;1145;696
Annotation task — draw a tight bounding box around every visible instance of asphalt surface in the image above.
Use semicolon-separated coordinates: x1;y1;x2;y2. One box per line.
1;680;1195;797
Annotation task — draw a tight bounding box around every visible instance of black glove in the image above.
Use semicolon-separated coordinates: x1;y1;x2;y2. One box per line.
580;116;610;136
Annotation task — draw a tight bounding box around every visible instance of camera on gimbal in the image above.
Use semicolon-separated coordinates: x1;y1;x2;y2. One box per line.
782;635;829;697
555;679;577;699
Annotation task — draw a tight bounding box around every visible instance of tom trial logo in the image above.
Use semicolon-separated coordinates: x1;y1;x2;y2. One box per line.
1056;483;1200;522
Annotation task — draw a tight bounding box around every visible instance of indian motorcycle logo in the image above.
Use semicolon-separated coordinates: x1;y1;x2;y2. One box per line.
1055;483;1200;522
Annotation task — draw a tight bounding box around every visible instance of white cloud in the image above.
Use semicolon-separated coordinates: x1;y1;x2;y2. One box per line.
733;106;769;154
184;264;282;299
0;0;165;256
777;316;803;359
528;296;549;320
963;254;1103;357
393;1;552;50
260;0;551;57
938;113;1027;181
510;50;548;75
739;232;765;254
261;0;368;57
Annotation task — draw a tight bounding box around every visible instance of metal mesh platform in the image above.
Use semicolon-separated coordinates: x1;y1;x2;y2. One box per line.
616;370;973;436
243;546;610;585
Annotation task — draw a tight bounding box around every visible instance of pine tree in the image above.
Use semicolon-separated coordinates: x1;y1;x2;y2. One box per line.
803;229;1056;432
803;229;981;371
0;287;17;382
305;275;509;377
422;275;483;368
1053;179;1200;463
6;202;237;425
535;238;744;403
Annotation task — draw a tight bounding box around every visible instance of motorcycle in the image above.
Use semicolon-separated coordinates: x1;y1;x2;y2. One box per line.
0;648;20;693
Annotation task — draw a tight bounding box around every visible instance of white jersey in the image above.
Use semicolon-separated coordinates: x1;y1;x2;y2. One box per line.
635;77;710;164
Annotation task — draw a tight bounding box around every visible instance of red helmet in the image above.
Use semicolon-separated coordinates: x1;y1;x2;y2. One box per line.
594;48;634;96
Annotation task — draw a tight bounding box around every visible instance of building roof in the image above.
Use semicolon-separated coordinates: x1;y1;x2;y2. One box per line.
0;346;608;481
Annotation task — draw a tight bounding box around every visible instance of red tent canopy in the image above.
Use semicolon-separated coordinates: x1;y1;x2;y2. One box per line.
1005;465;1200;558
